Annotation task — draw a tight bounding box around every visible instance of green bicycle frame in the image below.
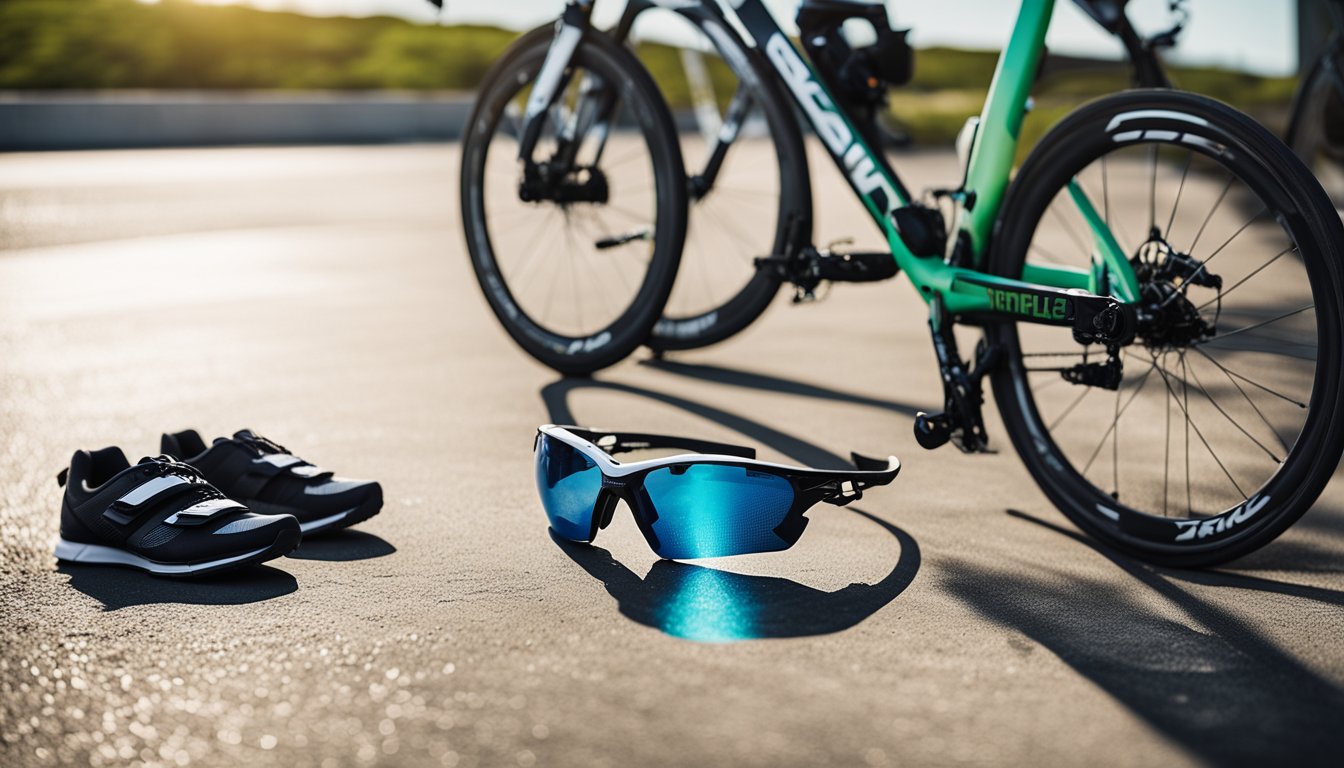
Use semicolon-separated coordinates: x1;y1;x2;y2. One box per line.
732;0;1138;320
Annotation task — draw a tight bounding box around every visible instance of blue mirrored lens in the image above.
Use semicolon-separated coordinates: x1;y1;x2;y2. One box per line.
535;434;601;541
642;465;795;558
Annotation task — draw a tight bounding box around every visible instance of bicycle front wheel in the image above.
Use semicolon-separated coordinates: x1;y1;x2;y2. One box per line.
988;90;1344;567
461;26;686;375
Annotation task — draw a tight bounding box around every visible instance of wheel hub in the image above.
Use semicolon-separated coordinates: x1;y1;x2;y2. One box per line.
1136;281;1215;348
519;161;609;205
1130;233;1219;351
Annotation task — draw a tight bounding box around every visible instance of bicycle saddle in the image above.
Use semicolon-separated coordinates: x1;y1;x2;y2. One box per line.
1072;0;1130;32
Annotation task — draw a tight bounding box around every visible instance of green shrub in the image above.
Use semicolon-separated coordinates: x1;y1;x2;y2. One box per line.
0;0;1295;145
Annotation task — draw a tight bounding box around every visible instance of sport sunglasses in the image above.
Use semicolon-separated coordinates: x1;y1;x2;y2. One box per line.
534;425;901;559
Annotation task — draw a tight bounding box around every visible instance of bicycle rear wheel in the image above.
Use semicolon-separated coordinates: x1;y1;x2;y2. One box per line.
988;90;1344;567
461;27;686;375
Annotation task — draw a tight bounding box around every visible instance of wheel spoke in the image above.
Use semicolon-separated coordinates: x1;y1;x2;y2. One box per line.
1180;353;1193;512
504;207;562;293
601;144;652;171
1148;143;1158;233
1163;351;1173;516
1049;385;1092;431
1201;204;1268;262
1112;349;1123;497
1196;303;1314;344
1029;242;1070;265
1048;203;1091;257
1182;352;1282;463
1166;151;1193;237
1195;245;1297;312
601;200;656;225
1188;173;1235;255
1159;205;1268;309
1156;353;1247;502
1022;350;1096;358
703;202;767;262
1102;153;1111;230
1190;346;1309;408
570;213;628;319
1079;357;1158;476
1193;346;1293;453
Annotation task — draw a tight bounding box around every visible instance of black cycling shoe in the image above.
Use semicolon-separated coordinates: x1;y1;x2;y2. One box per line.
55;448;301;578
161;429;383;536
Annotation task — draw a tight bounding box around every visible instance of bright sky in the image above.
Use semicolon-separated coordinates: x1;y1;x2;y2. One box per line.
193;0;1298;76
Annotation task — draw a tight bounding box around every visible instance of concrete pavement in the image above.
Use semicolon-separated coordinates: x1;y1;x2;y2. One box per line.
1;144;1342;768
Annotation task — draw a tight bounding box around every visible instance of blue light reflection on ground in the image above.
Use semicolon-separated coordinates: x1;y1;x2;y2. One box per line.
652;566;761;643
550;509;919;643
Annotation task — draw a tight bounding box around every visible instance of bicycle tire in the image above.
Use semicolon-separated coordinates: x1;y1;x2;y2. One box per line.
645;26;811;352
461;26;686;375
987;90;1344;567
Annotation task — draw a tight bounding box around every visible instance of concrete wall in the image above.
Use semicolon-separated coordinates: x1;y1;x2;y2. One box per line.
0;92;475;151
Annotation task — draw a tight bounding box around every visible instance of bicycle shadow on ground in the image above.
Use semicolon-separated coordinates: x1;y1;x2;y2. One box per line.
550;509;919;643
58;563;297;611
945;508;1344;765
540;376;920;642
639;359;923;420
287;529;396;562
1227;504;1344;573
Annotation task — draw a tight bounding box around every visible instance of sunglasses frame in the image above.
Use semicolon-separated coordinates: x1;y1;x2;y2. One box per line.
535;424;901;557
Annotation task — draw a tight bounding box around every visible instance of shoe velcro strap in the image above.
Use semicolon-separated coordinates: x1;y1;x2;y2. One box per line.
288;463;332;480
102;475;200;527
164;497;248;527
234;454;333;497
257;453;304;470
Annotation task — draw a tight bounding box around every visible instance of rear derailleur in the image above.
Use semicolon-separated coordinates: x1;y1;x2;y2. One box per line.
914;297;997;453
915;290;1138;453
1056;294;1137;391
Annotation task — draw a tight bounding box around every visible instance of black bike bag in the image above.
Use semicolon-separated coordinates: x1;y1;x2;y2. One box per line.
796;0;913;106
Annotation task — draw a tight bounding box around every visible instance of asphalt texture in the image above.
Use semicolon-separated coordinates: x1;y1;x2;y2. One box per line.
2;143;1343;768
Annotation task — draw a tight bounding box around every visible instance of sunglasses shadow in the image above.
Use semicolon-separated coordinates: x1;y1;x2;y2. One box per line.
549;508;919;643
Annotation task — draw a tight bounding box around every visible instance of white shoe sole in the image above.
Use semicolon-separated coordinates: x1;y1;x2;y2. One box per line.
299;508;355;534
54;537;282;576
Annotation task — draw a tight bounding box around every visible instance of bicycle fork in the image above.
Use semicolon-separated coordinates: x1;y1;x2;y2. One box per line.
516;2;591;164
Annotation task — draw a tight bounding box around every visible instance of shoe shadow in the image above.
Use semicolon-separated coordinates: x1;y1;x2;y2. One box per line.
550;507;919;642
58;563;297;611
287;530;396;562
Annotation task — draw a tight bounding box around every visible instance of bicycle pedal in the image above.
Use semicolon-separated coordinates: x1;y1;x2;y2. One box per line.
1062;359;1122;390
913;411;952;450
814;251;899;283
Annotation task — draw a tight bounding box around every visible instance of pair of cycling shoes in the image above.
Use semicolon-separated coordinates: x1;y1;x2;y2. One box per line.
54;429;383;578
